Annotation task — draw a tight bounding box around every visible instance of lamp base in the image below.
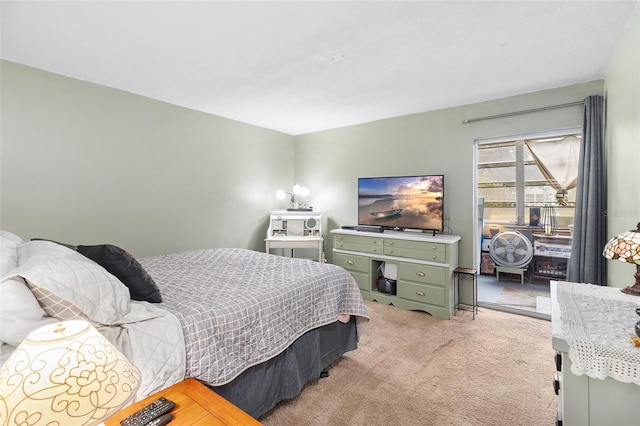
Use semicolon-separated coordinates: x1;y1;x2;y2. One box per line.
621;267;640;296
621;284;640;296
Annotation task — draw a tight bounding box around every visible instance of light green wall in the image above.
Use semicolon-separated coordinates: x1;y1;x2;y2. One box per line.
0;60;295;257
295;81;604;271
604;5;640;288
3;33;632;279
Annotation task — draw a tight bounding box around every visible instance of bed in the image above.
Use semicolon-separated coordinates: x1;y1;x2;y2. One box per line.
0;231;369;419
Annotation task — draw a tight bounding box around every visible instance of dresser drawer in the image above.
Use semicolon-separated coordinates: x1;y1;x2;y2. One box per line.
334;252;370;274
334;239;383;255
334;234;383;246
384;239;446;262
398;281;445;305
398;263;446;286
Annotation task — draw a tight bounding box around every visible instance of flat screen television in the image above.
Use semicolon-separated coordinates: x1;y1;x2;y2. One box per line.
358;174;444;233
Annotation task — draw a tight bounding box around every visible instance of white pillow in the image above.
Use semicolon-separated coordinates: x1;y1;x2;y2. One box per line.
0;342;17;367
0;277;58;346
7;241;133;326
0;231;23;245
0;231;23;277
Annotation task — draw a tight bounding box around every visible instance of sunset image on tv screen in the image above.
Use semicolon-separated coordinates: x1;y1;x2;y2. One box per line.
358;175;444;231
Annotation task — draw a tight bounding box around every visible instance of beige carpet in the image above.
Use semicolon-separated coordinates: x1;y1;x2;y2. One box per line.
260;300;556;426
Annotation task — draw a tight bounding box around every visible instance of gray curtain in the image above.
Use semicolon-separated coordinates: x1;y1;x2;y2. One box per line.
567;95;606;285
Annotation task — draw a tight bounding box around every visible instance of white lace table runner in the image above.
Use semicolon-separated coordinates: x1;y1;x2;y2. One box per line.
557;281;640;385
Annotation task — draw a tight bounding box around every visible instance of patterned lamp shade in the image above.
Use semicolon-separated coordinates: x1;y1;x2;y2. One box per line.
0;320;140;425
603;222;640;295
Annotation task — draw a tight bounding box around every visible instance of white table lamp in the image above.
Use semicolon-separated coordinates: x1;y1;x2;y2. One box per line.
0;320;140;425
276;183;310;210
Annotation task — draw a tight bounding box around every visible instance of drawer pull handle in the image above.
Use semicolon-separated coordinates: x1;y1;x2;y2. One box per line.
348;260;354;265
416;291;425;297
555;352;562;372
416;271;425;277
432;246;437;250
432;255;437;260
389;250;394;254
389;241;393;245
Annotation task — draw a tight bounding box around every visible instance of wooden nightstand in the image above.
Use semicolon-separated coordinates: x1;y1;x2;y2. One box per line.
104;378;262;426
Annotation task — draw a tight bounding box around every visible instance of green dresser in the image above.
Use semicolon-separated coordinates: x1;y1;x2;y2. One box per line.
331;229;460;319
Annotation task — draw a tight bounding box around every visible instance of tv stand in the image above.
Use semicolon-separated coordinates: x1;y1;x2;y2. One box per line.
331;229;460;319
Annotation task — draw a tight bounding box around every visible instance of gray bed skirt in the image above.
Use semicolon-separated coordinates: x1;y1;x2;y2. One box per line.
208;317;359;419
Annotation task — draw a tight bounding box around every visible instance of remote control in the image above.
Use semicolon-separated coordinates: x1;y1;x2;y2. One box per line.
145;413;173;426
120;397;176;426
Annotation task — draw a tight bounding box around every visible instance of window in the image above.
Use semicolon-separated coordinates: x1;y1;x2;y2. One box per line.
477;134;579;228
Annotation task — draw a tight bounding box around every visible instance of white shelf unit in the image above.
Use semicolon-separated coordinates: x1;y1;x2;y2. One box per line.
265;211;324;262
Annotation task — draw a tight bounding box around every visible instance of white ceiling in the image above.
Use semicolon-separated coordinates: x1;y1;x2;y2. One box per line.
1;1;638;135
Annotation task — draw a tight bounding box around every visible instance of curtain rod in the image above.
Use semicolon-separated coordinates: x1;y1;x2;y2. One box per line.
462;100;584;124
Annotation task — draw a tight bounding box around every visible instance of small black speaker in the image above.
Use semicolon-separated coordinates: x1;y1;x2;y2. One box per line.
377;278;397;295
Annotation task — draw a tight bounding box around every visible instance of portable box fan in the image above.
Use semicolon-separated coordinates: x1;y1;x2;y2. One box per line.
489;231;533;269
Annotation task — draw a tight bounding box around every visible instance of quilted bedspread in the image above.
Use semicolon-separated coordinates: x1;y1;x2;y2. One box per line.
140;248;368;386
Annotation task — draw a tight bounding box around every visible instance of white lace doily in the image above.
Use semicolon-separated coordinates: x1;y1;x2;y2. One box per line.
557;281;640;385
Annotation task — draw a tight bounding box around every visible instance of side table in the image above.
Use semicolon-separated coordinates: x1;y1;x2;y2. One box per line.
453;267;478;319
104;378;262;426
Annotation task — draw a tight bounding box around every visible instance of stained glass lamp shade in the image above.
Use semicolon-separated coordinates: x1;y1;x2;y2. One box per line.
0;320;140;425
603;222;640;296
